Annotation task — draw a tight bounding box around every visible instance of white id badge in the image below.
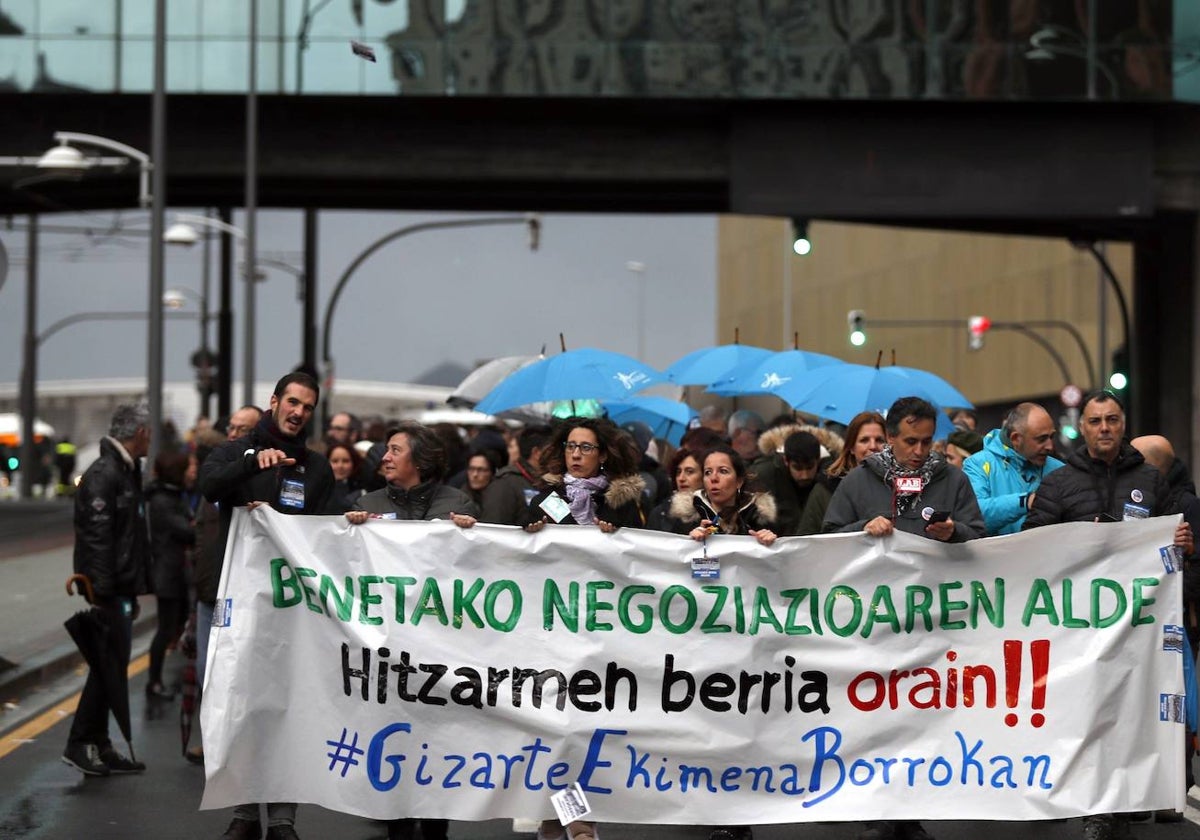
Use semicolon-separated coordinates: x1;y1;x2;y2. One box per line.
691;556;720;580
1122;503;1150;521
279;477;306;510
550;782;592;825
539;493;572;523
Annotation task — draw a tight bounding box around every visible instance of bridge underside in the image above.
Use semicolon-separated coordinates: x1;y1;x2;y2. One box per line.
3;93;1199;457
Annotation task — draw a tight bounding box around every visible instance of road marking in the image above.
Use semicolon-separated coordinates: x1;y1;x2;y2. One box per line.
0;652;149;760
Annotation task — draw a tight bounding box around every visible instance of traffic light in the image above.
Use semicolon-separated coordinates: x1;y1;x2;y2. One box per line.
967;315;991;351
1059;408;1080;445
847;310;866;346
1109;345;1129;391
791;218;812;256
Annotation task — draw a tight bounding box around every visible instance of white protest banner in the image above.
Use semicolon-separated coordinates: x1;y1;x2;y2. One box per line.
200;509;1187;824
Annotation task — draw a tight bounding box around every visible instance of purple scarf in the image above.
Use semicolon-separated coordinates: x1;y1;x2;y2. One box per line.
563;474;609;525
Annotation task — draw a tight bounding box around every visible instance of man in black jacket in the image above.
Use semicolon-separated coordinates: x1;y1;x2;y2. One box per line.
198;371;333;840
62;403;152;777
1023;392;1192;840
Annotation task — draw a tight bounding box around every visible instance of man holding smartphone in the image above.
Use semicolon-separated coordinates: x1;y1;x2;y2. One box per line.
1022;389;1193;840
823;396;985;544
821;396;984;840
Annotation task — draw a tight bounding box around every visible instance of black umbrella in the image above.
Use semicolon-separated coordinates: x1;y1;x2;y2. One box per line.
63;574;136;761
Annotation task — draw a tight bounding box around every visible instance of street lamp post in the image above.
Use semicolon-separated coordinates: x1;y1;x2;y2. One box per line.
625;261;646;362
320;214;540;425
163;286;215;409
165;213;248;404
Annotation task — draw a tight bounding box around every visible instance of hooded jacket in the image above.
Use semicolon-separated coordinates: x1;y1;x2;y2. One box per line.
73;436;152;600
524;473;646;529
665;488;778;536
355;480;479;521
962;428;1065;535
1023;441;1171;528
822;452;985;542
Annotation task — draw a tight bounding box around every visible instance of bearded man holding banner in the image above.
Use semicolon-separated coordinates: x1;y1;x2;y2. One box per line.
822;395;985;840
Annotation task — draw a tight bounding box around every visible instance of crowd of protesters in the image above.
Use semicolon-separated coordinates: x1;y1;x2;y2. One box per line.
59;375;1200;840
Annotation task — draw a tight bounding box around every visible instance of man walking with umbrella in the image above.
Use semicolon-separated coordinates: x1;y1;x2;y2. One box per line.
61;403;152;777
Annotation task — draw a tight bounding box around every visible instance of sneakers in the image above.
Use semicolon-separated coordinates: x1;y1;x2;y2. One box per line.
61;743;111;777
1081;814;1130;840
1156;809;1185;823
220;817;263;840
265;827;300;840
99;745;146;774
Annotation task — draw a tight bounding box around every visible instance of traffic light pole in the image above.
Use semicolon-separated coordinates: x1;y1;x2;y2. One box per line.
853;317;1087;389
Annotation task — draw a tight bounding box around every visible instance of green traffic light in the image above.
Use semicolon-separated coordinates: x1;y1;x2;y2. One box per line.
1061;426;1079;440
1109;371;1128;391
850;330;867;347
6;456;18;470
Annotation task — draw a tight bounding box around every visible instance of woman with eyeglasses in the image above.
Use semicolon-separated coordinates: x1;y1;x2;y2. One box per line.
521;417;643;840
463;448;500;508
523;417;646;531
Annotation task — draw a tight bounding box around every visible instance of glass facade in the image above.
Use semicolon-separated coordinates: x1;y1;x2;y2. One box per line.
0;0;1195;101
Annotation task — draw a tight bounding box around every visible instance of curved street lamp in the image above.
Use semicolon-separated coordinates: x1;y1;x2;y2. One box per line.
164;213;261;405
38;132;154;208
320;213;541;423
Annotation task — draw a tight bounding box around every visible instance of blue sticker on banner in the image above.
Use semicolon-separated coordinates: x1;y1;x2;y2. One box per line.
1160;693;1185;723
1163;624;1185;653
212;598;233;628
1160;545;1184;573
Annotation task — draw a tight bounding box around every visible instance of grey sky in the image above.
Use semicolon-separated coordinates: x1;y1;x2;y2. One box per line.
0;210;716;390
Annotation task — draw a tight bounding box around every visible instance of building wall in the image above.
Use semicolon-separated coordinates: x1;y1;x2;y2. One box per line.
717;217;1134;410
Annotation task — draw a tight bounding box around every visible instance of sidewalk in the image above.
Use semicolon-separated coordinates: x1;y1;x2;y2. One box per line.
0;538;157;735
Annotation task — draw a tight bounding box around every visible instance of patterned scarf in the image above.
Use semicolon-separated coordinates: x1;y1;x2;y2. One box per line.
563;474;610;525
871;445;941;516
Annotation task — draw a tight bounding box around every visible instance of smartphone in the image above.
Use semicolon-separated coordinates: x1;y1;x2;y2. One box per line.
927;510;951;524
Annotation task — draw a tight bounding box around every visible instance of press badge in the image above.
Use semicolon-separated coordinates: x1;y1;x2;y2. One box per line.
1122;502;1150;521
691;556;720;580
550;782;592;825
538;493;571;523
1160;544;1184;573
894;476;923;494
279;477;306;510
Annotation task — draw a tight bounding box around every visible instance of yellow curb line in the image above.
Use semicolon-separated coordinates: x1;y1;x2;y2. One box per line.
0;651;150;761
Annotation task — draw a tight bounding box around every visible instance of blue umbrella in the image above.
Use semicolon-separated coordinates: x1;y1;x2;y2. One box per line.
664;343;774;386
475;348;665;415
603;396;698;445
707;349;844;396
773;364;968;436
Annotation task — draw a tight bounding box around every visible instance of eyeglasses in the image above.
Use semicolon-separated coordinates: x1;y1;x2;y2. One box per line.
564;442;600;454
466;466;492;474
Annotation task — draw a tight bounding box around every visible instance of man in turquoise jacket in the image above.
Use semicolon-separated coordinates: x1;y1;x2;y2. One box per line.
962;402;1064;535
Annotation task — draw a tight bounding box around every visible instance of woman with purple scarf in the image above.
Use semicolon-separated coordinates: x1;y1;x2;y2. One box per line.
523;416;646;534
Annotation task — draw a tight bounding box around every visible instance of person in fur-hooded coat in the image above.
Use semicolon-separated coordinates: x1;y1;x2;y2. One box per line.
667;443;779;546
523;416;646;532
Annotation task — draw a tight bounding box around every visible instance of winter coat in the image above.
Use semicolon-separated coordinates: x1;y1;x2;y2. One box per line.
1023;442;1171;529
822;454;985;542
748;452;833;536
198;425;334;569
962;428;1065;535
480;458;542;525
146;481;195;600
665;488;778;536
524;473;646;529
354;481;480;521
72;436;152;600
